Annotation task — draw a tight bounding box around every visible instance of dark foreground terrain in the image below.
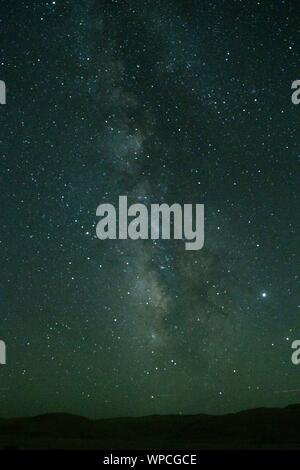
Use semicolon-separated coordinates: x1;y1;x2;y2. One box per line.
1;404;300;449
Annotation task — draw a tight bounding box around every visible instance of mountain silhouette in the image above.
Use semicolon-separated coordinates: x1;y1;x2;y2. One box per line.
1;405;300;449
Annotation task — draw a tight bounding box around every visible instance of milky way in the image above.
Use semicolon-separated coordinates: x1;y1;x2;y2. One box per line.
0;0;299;418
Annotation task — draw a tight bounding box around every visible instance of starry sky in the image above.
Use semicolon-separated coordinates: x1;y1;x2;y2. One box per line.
0;0;299;419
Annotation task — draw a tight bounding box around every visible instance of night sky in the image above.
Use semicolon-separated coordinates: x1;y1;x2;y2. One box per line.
0;0;299;419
